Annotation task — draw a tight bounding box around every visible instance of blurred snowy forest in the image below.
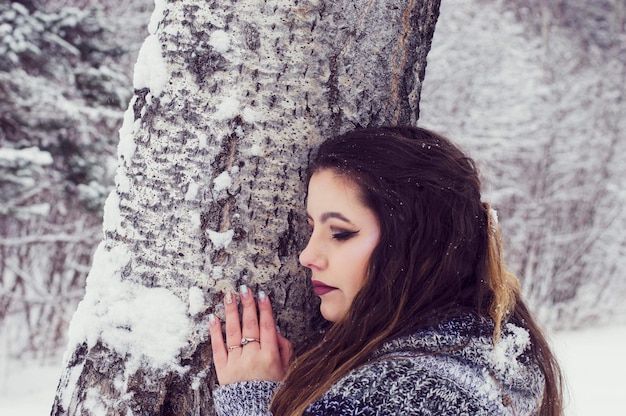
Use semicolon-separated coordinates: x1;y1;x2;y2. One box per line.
1;0;624;368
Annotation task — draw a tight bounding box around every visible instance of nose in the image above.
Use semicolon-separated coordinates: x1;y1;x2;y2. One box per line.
299;236;326;270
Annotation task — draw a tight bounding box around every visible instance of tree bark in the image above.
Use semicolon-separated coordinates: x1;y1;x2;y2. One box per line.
52;0;440;414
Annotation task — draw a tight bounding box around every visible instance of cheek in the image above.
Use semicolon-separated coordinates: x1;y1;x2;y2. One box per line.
345;235;379;284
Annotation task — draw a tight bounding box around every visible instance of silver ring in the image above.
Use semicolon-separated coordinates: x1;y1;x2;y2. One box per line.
227;345;242;351
241;337;260;346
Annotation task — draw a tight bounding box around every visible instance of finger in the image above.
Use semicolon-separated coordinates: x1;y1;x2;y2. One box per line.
257;290;279;350
239;285;260;344
223;291;242;353
277;332;294;371
208;313;227;368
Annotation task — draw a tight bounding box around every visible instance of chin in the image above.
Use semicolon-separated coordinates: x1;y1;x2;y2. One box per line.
320;304;345;323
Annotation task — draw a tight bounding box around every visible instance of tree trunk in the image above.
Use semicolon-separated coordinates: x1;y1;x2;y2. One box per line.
52;0;440;414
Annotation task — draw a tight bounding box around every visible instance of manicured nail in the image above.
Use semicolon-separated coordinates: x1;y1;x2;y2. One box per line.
225;292;233;304
209;313;216;325
258;290;267;302
239;284;249;298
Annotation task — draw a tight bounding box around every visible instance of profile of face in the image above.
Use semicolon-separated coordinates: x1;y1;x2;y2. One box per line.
299;169;381;322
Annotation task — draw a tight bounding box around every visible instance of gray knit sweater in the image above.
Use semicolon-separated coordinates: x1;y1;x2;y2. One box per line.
212;315;544;415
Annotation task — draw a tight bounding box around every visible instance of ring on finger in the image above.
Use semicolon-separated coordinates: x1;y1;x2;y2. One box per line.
241;337;260;346
227;345;242;352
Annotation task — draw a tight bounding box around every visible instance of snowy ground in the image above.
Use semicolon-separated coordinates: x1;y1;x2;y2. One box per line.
0;325;624;415
551;325;626;415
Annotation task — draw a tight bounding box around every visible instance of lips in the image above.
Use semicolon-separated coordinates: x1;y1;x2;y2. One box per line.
311;280;338;296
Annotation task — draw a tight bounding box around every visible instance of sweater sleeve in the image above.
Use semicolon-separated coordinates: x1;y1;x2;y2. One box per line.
212;380;279;416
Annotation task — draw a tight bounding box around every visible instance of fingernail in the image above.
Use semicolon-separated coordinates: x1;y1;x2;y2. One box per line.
209;313;216;325
258;290;267;302
225;292;233;304
239;284;249;298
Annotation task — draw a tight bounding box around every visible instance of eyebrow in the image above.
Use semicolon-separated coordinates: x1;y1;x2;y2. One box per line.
307;212;354;224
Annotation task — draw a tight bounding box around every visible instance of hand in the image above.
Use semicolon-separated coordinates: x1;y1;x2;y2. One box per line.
209;285;294;386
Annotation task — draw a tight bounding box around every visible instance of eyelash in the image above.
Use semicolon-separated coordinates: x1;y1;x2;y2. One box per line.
332;230;359;241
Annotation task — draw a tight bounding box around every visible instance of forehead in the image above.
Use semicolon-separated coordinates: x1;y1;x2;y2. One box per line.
306;170;365;212
308;169;357;194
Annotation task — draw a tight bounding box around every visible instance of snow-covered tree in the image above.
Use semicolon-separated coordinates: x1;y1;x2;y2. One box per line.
0;0;147;360
420;0;626;328
51;0;440;414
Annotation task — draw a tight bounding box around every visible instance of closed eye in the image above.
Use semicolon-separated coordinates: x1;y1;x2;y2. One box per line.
332;230;359;241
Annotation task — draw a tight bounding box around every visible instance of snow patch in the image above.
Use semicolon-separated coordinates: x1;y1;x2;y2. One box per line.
207;230;234;250
213;171;232;195
103;191;123;235
242;107;259;123
185;181;199;201
489;206;499;225
209;30;230;53
249;144;264;157
66;243;190;373
213;97;240;120
134;34;168;96
118;100;138;164
115;168;131;194
212;266;224;280
148;0;167;35
492;323;531;374
188;287;205;315
84;388;107;415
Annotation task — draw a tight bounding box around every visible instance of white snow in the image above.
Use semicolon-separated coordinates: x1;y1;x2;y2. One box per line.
212;266;224;280
65;243;190;374
117;97;139;165
207;229;234;250
185;181;200;201
209;30;230;53
134;0;168;96
551;325;626;415
488;207;498;225
188;287;205;316
102;191;123;235
492;323;531;374
1;325;624;414
249;144;264;157
84;387;108;415
15;202;50;218
58;360;84;412
212;170;232;195
148;0;167;35
242;106;259;123
115;166;131;193
133;34;168;95
0;146;53;166
213;97;240;120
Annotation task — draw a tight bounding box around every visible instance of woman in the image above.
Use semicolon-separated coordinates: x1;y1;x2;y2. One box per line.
208;126;563;415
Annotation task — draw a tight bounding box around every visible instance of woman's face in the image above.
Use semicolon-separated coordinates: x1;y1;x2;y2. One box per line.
299;169;381;322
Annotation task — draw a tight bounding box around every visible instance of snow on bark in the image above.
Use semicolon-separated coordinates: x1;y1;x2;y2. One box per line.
52;0;440;414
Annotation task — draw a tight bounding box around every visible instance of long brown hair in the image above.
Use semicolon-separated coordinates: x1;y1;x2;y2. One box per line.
271;127;562;415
